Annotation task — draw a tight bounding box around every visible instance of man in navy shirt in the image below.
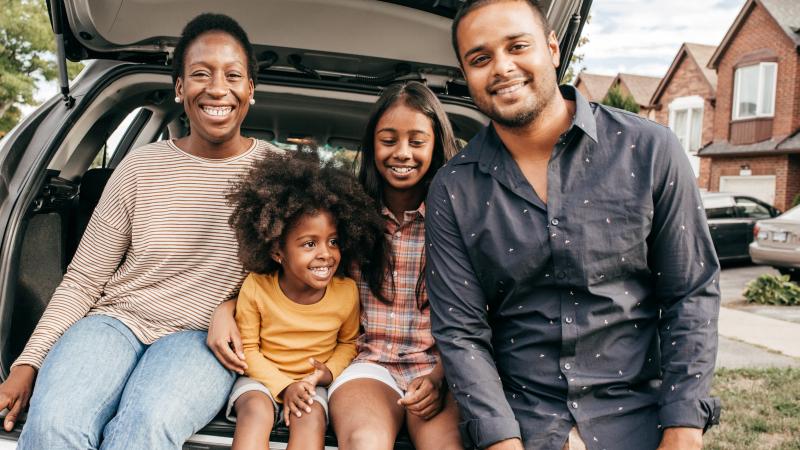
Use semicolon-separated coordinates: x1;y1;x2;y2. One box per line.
425;1;721;449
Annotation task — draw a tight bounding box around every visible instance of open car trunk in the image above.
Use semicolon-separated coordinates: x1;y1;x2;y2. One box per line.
0;1;592;448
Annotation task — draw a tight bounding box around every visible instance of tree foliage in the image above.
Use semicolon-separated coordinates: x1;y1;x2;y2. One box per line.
601;85;640;114
0;0;82;136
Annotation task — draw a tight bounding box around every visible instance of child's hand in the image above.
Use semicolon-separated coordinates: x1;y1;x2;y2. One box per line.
397;373;444;420
280;381;316;426
301;358;333;387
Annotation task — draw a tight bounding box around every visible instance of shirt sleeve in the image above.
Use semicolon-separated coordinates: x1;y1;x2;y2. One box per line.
236;276;296;400
324;279;360;381
12;163;135;370
425;172;521;449
649;126;721;430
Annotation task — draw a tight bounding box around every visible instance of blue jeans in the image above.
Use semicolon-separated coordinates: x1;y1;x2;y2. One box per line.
18;315;235;450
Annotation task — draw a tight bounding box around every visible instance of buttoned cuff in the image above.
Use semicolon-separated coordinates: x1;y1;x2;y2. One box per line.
460;417;521;449
659;397;721;432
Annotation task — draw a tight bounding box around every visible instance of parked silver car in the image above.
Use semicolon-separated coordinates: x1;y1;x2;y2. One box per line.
750;205;800;282
0;1;591;448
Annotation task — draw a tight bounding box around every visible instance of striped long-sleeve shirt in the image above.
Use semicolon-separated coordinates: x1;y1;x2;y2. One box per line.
13;139;275;370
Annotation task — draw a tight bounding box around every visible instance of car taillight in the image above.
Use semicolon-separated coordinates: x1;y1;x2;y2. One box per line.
754;224;760;239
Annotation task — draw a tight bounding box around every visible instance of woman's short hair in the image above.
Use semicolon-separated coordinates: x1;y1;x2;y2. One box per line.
171;13;258;85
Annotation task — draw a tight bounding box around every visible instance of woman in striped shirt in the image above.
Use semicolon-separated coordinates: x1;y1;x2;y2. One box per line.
328;82;464;449
0;13;276;449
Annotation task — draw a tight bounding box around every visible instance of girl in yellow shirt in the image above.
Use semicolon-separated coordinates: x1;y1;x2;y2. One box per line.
225;151;386;450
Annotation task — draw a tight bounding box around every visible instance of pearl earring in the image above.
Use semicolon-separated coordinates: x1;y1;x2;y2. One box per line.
249;98;255;105
174;96;181;103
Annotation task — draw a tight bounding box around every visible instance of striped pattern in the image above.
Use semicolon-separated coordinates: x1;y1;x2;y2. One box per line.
13;139;276;369
353;204;438;390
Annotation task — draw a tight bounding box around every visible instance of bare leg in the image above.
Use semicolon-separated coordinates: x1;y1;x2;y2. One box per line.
406;391;463;450
330;379;405;450
286;402;326;450
232;391;275;450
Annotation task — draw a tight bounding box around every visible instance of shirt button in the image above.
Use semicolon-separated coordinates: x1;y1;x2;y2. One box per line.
387;343;393;349
571;402;578;409
390;312;395;318
394;232;401;238
564;363;572;370
565;317;573;324
557;271;567;279
551;218;559;226
392;270;398;277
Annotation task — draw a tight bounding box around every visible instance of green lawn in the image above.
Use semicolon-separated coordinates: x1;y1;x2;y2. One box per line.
705;368;800;450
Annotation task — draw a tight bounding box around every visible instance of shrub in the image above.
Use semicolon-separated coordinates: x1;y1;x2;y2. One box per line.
791;193;800;209
743;274;800;306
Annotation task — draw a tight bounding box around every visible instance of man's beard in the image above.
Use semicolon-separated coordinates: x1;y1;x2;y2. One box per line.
472;76;559;129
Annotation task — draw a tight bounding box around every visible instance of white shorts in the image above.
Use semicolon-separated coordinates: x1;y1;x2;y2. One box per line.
225;376;329;424
328;362;404;398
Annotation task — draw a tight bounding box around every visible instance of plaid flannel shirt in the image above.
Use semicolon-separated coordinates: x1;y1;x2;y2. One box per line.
353;203;438;390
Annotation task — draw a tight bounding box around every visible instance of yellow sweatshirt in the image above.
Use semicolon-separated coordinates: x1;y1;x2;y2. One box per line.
235;273;360;401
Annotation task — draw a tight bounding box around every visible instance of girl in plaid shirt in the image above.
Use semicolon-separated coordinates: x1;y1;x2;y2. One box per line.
328;81;463;449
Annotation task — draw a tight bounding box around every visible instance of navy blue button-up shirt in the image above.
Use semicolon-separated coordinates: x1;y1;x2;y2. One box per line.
425;86;721;450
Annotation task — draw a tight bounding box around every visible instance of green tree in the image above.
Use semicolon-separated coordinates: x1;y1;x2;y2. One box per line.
0;0;82;136
601;85;640;114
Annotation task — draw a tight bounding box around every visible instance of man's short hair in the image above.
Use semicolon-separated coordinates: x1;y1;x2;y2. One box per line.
451;0;552;64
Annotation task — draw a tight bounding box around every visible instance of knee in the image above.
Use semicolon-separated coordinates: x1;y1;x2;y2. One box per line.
20;407;95;450
235;392;275;427
290;403;326;432
341;427;394;450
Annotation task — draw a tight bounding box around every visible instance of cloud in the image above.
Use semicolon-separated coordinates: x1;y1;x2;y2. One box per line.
578;0;746;77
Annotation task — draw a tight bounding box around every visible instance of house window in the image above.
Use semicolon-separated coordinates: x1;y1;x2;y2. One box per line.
668;96;703;175
732;62;777;120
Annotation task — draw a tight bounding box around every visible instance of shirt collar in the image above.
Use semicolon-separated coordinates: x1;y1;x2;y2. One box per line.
380;202;426;225
562;84;598;143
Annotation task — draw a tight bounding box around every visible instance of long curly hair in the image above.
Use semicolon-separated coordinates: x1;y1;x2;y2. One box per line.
357;81;458;307
228;151;386;282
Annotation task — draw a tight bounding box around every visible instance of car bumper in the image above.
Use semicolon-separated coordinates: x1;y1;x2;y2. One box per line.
749;242;800;268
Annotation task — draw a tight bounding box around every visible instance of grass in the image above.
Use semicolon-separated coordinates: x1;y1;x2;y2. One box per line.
704;368;800;450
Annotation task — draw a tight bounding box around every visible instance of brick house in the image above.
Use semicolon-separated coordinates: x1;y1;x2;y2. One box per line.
650;43;718;176
609;73;662;120
574;72;615;103
698;0;800;210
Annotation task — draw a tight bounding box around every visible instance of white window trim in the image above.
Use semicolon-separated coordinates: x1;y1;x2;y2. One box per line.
668;96;704;155
732;62;777;120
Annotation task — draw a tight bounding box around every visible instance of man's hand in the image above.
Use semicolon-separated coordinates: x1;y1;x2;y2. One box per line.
657;427;703;450
207;300;247;374
301;358;333;387
485;438;524;450
0;365;36;432
397;373;445;420
280;381;316;426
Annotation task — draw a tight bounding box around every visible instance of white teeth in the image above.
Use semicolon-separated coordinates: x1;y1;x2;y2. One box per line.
496;83;524;95
310;267;331;276
390;167;415;174
202;106;232;116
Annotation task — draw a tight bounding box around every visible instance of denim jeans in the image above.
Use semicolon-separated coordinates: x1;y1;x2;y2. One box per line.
18;315;235;450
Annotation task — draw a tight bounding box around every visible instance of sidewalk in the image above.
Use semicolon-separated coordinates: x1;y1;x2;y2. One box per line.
719;306;800;359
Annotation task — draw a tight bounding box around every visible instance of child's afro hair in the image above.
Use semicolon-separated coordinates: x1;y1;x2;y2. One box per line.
228;150;386;278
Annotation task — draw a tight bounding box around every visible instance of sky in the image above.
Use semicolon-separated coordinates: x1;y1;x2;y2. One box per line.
577;0;747;77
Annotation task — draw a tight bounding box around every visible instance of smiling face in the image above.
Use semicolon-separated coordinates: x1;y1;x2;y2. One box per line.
373;102;435;196
274;210;341;303
456;0;561;129
175;31;254;149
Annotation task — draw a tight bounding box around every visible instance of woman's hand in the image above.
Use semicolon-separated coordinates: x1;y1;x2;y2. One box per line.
397;373;445;420
207;299;247;374
300;358;333;387
0;365;36;432
280;381;316;426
